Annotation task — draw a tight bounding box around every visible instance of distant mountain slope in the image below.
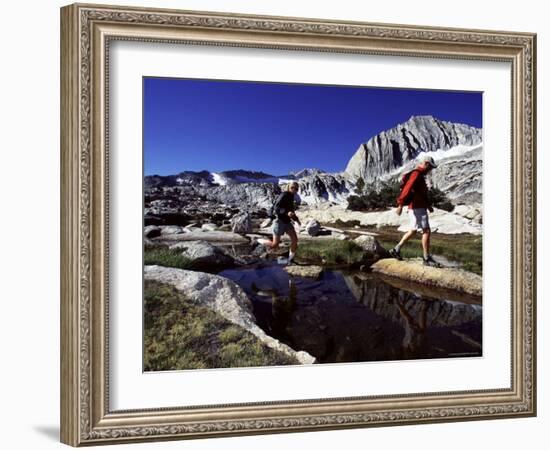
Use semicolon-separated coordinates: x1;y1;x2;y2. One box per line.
144;169;352;207
345;115;482;182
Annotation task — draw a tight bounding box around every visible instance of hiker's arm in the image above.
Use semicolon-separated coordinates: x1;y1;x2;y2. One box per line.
397;171;418;206
288;194;301;225
289;211;301;226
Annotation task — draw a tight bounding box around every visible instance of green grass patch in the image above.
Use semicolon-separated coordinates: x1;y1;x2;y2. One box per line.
296;239;365;266
369;227;482;275
144;280;298;371
144;244;194;270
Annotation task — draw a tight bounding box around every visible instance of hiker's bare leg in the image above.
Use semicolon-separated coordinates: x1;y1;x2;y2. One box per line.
397;230;416;249
286;227;298;262
421;228;431;257
287;227;298;254
271;234;282;250
260;234;281;250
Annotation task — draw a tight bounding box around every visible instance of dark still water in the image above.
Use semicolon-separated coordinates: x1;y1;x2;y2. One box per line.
219;263;482;364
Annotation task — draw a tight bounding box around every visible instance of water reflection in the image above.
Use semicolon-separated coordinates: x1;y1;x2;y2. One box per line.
220;264;482;363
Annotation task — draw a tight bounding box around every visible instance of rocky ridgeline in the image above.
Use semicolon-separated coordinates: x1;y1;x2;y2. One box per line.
427;147;482;202
345;115;482;183
295;173;351;205
204;183;280;210
145;172;353;225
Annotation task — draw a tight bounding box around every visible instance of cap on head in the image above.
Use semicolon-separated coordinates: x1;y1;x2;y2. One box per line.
419;154;437;168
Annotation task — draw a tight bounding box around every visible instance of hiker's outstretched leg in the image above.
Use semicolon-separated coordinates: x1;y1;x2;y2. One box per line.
397;230;415;249
390;229;415;260
257;233;281;250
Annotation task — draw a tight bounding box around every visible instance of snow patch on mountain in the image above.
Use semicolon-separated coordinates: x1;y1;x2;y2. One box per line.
384;143;482;179
423;143;483;163
211;172;227;186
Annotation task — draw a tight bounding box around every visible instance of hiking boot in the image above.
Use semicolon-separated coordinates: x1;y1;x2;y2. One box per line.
423;255;442;268
389;247;403;261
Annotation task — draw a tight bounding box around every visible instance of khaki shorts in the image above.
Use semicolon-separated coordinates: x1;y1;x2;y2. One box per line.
409;208;430;231
272;219;294;236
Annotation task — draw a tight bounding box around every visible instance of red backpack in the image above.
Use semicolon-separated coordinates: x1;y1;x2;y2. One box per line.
398;169;419;205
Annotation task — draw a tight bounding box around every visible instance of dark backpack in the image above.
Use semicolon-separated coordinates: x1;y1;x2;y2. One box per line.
270;192;286;219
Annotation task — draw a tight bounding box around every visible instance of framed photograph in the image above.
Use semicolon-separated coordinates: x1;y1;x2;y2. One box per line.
60;3;536;446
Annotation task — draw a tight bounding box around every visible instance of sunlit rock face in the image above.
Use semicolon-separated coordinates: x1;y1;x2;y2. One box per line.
345;115;482;183
144;169;354;217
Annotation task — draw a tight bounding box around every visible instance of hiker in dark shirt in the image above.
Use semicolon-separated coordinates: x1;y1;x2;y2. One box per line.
389;155;440;267
257;181;301;265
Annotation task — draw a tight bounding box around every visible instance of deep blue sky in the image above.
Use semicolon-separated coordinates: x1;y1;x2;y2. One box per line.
144;78;482;176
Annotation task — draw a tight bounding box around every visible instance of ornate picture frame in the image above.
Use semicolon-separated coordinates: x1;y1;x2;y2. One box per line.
60;3;536;446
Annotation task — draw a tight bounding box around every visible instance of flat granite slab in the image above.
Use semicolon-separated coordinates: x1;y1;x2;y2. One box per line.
371;258;482;297
153;230;249;244
284;265;324;279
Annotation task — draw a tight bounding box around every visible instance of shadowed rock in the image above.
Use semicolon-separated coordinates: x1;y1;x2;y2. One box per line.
231;211;253;233
353;235;389;259
169;240;235;270
304;219;322;236
144;225;161;239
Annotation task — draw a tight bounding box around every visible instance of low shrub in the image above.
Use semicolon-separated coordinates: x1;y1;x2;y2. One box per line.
347;180;454;212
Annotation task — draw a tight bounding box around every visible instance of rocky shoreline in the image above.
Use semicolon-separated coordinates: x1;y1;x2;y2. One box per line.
145;265;316;365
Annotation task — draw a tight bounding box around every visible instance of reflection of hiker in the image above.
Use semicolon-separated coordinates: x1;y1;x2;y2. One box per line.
251;278;297;338
389;155;441;267
272;278;297;333
257;181;301;265
394;291;429;356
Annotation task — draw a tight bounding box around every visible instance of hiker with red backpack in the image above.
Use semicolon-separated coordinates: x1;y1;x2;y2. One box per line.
389;155;441;267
